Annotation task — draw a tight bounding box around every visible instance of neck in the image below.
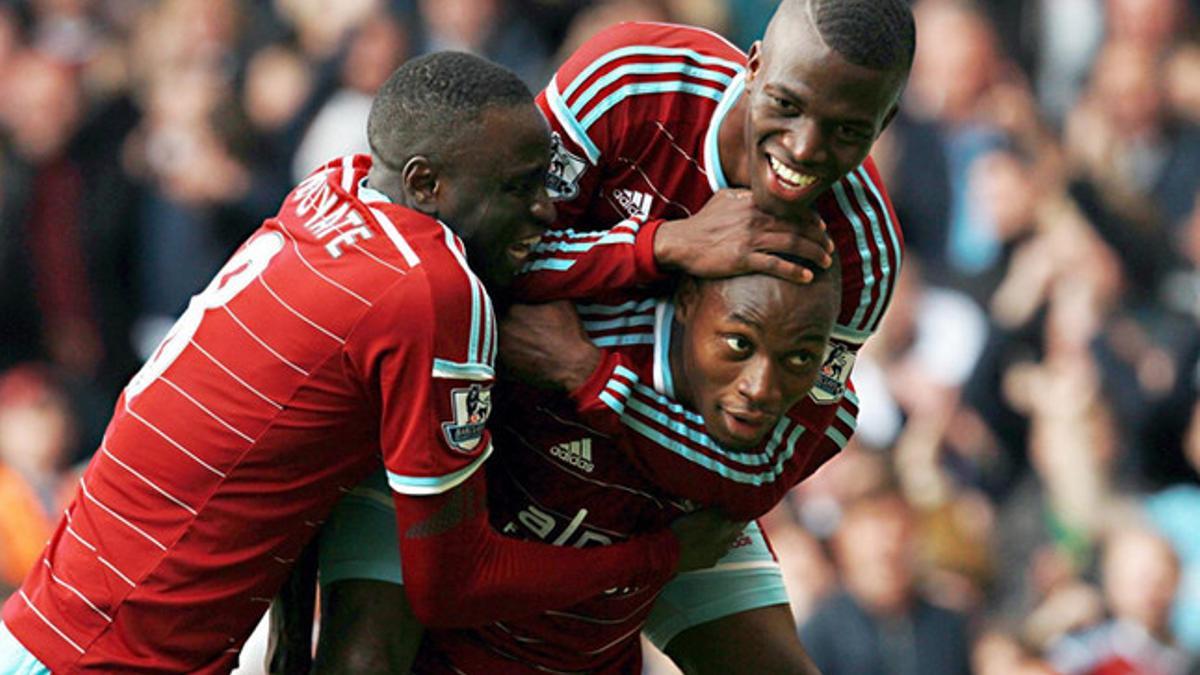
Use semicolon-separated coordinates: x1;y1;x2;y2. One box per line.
366;164;409;207
717;90;751;189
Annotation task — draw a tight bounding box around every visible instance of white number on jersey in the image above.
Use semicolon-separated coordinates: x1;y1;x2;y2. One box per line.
126;232;286;401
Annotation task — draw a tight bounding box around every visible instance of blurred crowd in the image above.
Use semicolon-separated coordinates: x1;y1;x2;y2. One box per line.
0;0;1198;673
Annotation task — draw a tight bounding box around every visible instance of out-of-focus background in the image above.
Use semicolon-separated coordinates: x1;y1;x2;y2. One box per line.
0;0;1198;673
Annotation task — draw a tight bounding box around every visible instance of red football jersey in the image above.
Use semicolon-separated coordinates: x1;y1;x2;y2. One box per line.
416;299;843;673
509;21;895;519
1;156;499;673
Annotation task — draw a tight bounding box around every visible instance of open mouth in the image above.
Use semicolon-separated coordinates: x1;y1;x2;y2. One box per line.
767;155;817;191
506;233;543;265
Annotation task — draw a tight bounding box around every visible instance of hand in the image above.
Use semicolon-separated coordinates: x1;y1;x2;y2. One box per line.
499;302;601;391
654;189;833;284
669;509;747;573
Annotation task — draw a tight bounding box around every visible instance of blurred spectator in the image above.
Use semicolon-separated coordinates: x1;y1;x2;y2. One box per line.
1048;528;1193;674
0;365;78;591
800;492;973;675
290;7;408;180
414;0;548;84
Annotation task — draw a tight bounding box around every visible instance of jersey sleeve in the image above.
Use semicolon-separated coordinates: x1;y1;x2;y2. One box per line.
815;157;905;353
515;22;746;302
342;268;497;496
570;350;859;520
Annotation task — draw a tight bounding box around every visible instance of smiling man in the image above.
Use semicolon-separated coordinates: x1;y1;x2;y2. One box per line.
308;0;915;672
0;52;744;674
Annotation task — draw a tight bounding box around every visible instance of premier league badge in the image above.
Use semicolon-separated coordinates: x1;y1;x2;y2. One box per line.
442;384;493;453
810;341;854;404
545;132;587;201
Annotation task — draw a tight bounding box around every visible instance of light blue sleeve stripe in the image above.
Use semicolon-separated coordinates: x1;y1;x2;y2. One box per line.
546;77;601;164
580;82;725;131
533;240;600;254
847;170;892;333
825;427;849;449
538;227;614;240
836;406;858;428
856;165;903;331
831;181;877;332
576;298;657;315
431;359;494;381
624;396;772;465
614;364;639;381
583;315;656;331
632;381;707;428
592;334;656;347
599;390;626;414
569;62;734;116
832;324;873;345
605;378;634;399
594;233;637;245
620;415;802;486
561;45;744;101
845;389;860;407
520;258;578;273
386;443;493;496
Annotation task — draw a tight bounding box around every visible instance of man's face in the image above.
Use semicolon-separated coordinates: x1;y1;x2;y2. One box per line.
437;104;555;291
743;11;904;216
676;274;837;449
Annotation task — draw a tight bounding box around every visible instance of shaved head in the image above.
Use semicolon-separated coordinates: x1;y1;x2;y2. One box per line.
768;0;916;75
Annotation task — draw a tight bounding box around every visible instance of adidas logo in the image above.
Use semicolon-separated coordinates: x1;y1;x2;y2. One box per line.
550;438;594;473
612;189;654;219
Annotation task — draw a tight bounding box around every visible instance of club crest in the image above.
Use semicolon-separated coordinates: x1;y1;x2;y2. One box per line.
442;384;492;453
810;341;854;404
546;132;587;201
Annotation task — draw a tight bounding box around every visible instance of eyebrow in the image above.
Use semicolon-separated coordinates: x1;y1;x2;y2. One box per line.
766;83;876;127
728;311;763;329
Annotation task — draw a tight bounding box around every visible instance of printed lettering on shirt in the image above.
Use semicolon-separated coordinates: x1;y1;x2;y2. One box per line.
442;384;492;453
612;188;654;219
546;132;587;201
810;340;855;405
512;504;614;548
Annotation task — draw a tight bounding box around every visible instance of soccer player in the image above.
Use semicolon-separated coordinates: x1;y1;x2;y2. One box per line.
0;53;744;674
334;257;842;673
307;0;913;671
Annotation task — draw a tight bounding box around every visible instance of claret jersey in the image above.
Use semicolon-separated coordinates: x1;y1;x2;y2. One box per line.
512;21;899;517
1;155;499;673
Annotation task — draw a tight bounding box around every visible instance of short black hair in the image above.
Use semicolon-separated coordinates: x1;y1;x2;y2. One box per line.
367;51;533;167
811;0;916;73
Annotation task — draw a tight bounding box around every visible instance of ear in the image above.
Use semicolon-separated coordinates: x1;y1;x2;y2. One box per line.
746;41;763;83
402;156;439;215
674;277;701;324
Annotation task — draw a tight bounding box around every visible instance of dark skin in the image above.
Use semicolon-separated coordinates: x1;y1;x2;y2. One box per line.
653;0;907;285
281;102;746;675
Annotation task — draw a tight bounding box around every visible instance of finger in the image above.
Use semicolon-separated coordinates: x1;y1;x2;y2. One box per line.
744;252;814;284
755;232;834;270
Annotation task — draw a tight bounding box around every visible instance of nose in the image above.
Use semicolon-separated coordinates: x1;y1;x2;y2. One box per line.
783;117;829;167
530;187;556;229
737;357;783;412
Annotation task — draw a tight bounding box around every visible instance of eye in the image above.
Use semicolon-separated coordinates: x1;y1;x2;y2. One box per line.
785;352;816;370
770;95;797;113
835;124;871;144
723;335;753;354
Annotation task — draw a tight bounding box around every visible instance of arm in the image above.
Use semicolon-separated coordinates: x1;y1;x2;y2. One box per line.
514;27;831;303
348;276;740;629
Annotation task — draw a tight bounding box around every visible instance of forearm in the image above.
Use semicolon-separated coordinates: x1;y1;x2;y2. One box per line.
512;218;666;302
393;471;679;628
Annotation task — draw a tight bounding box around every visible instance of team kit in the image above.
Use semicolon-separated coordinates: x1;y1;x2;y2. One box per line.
0;1;915;672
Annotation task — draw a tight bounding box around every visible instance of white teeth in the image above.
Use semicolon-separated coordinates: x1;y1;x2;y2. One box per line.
768;156;816;188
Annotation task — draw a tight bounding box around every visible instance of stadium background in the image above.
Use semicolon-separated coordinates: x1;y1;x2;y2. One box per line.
0;0;1198;672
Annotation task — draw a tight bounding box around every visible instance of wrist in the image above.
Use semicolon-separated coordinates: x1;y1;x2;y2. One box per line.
556;342;602;392
650;218;685;271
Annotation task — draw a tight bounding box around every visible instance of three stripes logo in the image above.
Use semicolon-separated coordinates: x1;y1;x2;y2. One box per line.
550;438;594;473
612;189;654;219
